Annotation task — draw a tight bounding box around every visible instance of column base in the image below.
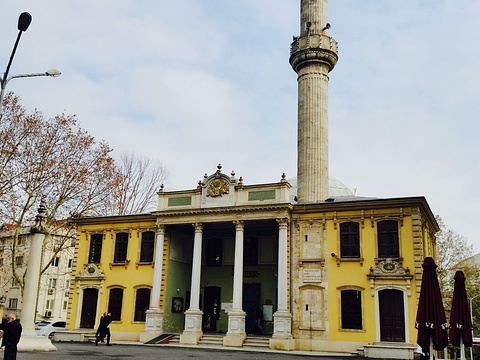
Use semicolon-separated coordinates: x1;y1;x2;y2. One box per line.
140;307;164;343
272;309;292;339
223;309;246;347
269;337;296;351
180;308;203;345
18;331;57;352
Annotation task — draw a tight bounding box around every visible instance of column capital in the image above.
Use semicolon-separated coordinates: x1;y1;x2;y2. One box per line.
276;218;289;229
192;222;203;233
233;220;244;231
155;223;166;235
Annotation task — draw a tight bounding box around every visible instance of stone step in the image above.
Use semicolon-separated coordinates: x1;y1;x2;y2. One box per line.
243;336;270;349
168;334;181;344
198;334;224;346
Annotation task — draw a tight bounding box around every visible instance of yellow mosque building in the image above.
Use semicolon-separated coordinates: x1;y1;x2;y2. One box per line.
67;1;439;358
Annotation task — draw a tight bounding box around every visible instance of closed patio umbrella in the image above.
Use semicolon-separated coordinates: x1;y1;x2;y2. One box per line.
449;270;473;360
415;257;448;360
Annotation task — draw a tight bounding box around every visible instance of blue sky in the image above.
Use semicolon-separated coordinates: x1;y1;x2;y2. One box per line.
1;1;479;253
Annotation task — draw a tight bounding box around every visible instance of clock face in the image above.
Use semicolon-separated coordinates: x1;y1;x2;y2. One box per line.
88;266;95;274
383;263;395;272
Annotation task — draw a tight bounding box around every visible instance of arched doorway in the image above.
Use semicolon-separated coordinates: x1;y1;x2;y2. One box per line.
379;289;405;342
80;288;99;328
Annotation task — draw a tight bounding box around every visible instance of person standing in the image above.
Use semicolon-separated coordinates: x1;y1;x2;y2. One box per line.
95;312;113;346
0;314;22;360
255;306;263;335
103;313;112;346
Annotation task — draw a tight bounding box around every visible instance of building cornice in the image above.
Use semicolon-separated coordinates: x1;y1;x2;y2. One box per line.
293;196;438;231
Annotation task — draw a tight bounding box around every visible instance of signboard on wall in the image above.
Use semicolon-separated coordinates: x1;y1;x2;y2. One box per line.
303;268;321;282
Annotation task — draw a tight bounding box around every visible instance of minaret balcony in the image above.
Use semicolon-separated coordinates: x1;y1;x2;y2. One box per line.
290;34;338;72
290;34;337;55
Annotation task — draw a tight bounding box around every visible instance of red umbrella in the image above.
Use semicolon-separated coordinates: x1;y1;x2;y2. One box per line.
415;257;448;357
449;270;473;359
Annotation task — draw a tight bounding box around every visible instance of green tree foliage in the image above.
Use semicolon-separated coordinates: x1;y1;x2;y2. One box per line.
435;215;480;343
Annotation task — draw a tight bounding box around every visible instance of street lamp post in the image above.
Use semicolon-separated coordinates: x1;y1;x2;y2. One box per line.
0;12;61;118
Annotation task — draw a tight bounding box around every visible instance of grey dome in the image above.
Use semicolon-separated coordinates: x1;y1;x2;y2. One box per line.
288;176;354;203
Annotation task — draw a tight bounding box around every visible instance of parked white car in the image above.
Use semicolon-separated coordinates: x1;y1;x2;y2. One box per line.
35;320;66;339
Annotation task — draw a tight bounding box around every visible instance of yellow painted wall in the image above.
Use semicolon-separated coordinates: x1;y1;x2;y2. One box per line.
69;219;156;336
318;206;432;344
299;207;434;343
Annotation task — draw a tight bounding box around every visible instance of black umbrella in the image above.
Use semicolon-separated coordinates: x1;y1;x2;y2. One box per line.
415;257;448;359
449;270;473;360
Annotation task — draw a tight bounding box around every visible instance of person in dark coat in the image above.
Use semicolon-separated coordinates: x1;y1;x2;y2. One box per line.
0;314;22;360
95;312;113;346
255;306;263;335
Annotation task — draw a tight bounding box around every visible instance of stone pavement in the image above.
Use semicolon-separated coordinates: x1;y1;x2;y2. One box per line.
16;341;358;359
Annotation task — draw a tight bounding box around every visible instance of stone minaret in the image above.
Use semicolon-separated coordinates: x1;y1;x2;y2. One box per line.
290;0;338;203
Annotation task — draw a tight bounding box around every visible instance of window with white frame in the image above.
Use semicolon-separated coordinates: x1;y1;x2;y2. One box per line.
15;256;23;266
46;299;54;310
8;298;18;309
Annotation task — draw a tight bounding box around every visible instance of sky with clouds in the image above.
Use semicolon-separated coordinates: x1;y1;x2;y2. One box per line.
1;1;479;253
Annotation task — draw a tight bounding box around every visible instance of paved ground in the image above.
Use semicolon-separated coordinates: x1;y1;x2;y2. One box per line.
15;342;357;360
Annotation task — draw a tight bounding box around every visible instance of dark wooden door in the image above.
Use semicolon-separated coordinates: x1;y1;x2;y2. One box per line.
243;283;260;334
202;286;221;332
379;289;405;342
80;288;98;328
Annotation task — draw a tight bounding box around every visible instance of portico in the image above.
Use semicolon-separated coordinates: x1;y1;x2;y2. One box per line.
146;166;293;346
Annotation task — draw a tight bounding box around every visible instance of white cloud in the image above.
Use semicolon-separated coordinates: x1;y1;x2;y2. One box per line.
1;1;479;252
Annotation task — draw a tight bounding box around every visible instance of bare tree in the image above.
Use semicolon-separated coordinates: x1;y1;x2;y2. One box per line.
0;93;121;291
107;152;169;216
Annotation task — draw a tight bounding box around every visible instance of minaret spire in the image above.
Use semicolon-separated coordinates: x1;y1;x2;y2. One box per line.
290;0;338;203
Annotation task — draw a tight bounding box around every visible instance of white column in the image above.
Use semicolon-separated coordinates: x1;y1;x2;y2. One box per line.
22;233;44;333
180;223;204;345
189;223;203;310
150;224;165;308
232;221;244;311
277;219;288;311
18;200;56;351
272;218;292;339
141;224;165;341
224;221;246;347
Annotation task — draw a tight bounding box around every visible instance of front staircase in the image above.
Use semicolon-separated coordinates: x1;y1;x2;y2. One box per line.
242;336;270;350
198;334;224;346
164;333;270;350
166;334;180;344
356;342;417;359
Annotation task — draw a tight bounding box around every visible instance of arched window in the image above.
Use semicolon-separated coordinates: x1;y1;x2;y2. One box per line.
88;234;103;264
108;288;124;321
134;288;151;322
377;220;399;258
340;289;362;330
114;232;129;263
340;222;360;258
140;231;155;263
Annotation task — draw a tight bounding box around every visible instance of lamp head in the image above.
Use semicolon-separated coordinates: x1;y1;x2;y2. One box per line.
18;12;32;32
46;69;61;77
